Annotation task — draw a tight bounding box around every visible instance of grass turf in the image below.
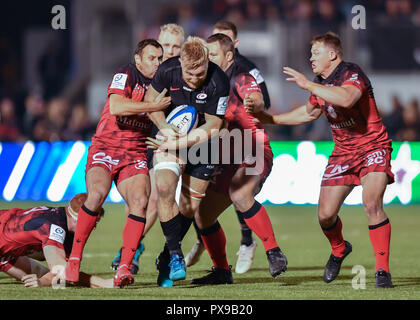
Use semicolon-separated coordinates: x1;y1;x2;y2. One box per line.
0;202;419;300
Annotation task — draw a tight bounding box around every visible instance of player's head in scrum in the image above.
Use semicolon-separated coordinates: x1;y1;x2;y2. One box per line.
310;31;343;78
134;39;164;79
66;193;104;232
158;23;185;61
206;33;235;72
180;36;209;89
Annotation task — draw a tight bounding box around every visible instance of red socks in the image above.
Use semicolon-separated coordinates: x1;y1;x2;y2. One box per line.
369;219;391;272
69;205;99;260
321;216;347;257
200;222;230;270
239;201;278;252
119;214;146;268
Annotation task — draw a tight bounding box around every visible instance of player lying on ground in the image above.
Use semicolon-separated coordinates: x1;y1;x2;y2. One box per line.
250;32;394;288
0;193;113;288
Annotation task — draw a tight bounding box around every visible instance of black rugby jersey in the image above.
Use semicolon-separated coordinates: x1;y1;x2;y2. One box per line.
151;57;230;127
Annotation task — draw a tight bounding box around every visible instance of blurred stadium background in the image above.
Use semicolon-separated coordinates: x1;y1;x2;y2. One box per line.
0;0;419;204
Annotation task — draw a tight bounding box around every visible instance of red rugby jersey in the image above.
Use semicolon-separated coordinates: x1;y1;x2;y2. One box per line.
92;63;153;152
309;61;391;155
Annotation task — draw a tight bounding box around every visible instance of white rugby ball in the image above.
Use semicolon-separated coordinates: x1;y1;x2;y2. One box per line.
166;105;198;134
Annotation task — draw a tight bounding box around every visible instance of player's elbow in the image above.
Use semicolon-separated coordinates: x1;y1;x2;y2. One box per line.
109;95;123;115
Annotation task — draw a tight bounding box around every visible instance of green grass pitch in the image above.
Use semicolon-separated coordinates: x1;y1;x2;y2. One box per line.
0;201;419;300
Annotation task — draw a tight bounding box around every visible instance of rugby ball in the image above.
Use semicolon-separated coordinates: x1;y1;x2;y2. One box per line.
166;105;198;134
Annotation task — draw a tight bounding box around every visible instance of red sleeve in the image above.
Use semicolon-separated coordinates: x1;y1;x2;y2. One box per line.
0;256;17;272
107;67;134;98
40;224;66;251
234;73;262;100
342;71;365;92
308;93;319;107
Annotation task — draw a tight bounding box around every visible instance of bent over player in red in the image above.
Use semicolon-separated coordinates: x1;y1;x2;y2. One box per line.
254;32;394;288
64;39;171;288
0;194;111;288
184;33;287;285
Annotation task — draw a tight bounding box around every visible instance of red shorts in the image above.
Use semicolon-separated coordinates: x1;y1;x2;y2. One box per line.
209;146;273;194
321;147;394;186
86;144;149;186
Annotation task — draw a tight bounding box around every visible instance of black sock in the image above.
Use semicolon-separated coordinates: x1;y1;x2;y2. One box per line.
160;214;183;257
236;210;253;246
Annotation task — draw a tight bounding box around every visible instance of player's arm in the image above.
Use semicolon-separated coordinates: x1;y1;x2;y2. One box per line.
144;85;168;128
109;88;171;116
256;101;322;125
283;67;362;108
147;113;223;151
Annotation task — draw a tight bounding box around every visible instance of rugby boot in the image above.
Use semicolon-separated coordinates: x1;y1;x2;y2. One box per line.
65;257;81;284
185;239;205;267
114;264;134;288
156;249;173;287
266;247;288;278
169;253;186;281
323;240;352;283
191;266;233;285
375;268;394;288
235;239;257;274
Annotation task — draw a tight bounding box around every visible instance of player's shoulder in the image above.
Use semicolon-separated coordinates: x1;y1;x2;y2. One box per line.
115;62;137;75
158;56;181;73
207;61;230;88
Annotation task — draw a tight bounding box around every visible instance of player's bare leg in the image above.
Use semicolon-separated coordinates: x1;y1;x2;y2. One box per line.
229;167;286;277
66;167;112;283
318;185;353;283
361;172;393;288
113;173;150;287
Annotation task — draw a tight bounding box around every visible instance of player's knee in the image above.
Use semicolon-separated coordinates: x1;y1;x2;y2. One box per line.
127;194;148;214
86;189;108;209
317;210;337;227
155;180;175;202
363;200;382;217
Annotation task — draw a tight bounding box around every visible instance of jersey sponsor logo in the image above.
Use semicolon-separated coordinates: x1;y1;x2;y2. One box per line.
322;164;350;180
216;96;229;115
49;224;66;244
330;117;356;129
135;160;148;170
196;93;207;100
182;86;193;92
132;83;145;102
110;73;128;90
92;152;120;171
249;68;264;84
365;149;387;167
348;73;360;84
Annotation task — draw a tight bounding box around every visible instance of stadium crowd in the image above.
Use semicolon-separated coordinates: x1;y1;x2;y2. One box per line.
1;0;420;143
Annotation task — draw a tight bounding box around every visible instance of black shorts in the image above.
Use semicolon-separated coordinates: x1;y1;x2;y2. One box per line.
184;163;215;181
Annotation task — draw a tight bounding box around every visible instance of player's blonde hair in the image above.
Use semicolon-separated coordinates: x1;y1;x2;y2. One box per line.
180;36;209;69
159;23;185;42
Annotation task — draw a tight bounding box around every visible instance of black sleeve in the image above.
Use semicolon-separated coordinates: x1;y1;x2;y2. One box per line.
248;67;271;109
151;64;170;93
205;70;230;117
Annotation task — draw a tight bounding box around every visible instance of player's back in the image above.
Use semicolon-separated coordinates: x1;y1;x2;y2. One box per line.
311;61;390;154
0;206;71;258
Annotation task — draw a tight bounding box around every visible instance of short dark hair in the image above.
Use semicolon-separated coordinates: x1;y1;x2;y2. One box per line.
311;32;342;57
207;33;235;56
134;39;163;57
213;20;238;39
